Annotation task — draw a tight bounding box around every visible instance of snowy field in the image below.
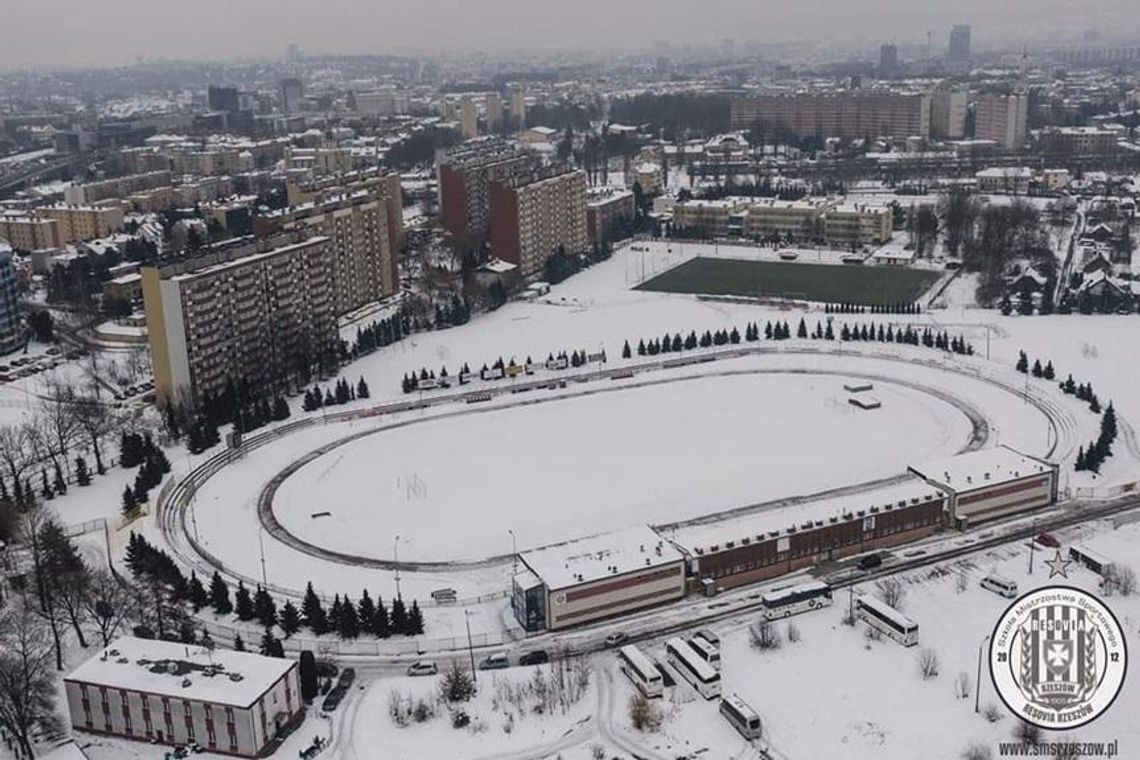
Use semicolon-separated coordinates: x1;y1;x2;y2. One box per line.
272;372;972;561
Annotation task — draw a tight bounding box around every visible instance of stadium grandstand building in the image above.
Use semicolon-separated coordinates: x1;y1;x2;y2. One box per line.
512;525;686;631
670;480;948;592
907;445;1058;527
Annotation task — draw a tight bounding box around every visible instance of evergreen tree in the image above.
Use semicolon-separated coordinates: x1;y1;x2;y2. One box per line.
301;582;328;635
764;321;773;340
280;601;301;638
391;597;409;635
122;485;138;516
259;627;284;658
622;340;631;359
1090;395;1102;414
210;571;233;615
637;339;646;356
339;597;360;639
254;585;277;628
373;597;391;638
797;318;807;339
1032;359;1043;378
187;572;208;611
824;321;834;340
233;634;245;652
235;581;255;622
357;590;376;634
407;600;425;635
1016;351;1029;373
357;377;370;399
1102;402;1118;441
75;456;91;486
1043;361;1055;380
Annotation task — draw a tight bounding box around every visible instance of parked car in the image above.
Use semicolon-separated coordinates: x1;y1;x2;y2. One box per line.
1035;533;1061;548
320;686;346;712
406;661;438;677
858;553;883;570
479;652;509;670
518;650;549;666
337;667;356;688
604;632;628;648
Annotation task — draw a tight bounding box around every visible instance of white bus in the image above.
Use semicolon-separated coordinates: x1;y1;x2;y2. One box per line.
687;636;721;670
760;581;833;620
719;693;762;740
665;638;721;700
617;645;664;699
854;595;919;647
980;574;1018;599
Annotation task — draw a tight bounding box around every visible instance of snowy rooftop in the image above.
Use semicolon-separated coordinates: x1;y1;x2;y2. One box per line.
520;525;684;591
672;478;946;555
65;637;294;709
908;445;1052;494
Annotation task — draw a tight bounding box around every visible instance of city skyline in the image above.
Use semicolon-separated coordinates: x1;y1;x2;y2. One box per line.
2;0;1138;70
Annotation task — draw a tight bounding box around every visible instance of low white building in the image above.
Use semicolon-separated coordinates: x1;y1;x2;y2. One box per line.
512;525;686;631
64;637;301;757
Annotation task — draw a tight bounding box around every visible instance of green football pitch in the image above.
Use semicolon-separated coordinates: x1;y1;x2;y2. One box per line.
636;257;941;305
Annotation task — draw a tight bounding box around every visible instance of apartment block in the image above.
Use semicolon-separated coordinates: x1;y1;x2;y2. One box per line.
438;139;536;239
729;92;931;139
1038;127;1120;155
0;215;65;250
489;168;588;279
0;244;21;354
39;205;125;243
255;191;398;314
586;188;635;244
974;93;1028;150
823;204;894;246
142;234;338;407
931;88;968;139
64;170;172;206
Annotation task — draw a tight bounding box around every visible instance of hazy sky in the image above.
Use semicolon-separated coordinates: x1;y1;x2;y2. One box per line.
3;0;1137;70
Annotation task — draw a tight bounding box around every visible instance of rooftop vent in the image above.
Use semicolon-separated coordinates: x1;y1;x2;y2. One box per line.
181;678;192;688
228;673;244;682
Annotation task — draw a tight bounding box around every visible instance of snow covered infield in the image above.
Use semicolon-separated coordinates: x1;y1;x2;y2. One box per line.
271;371;971;562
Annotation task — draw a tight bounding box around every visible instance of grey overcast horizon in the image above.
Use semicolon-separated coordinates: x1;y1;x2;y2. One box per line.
1;0;1137;70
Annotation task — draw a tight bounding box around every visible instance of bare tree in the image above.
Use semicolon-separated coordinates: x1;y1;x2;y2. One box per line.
0;604;64;758
918;648;941;679
787;621;801;643
70;395;117;474
0;423;34;496
83;570;133;646
750;620;782;651
39;377;81;478
956;570;969;593
955;670;972;699
21;509;66;670
1015;720;1042;745
875;577;907;610
628;692;662;732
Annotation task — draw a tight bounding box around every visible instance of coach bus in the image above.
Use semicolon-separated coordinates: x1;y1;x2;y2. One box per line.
665;637;721;700
854;595;919;646
759;581;833;620
719;693;762;740
617;645;663;698
1069;545;1110;575
687;636;721;669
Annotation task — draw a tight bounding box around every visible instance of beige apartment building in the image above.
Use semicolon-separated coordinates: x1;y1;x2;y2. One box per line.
0;215;65;250
489;168;588;279
256;192;398;314
974;92;1028;150
64;170;172;206
142;234;338;407
730;92;931;139
39;205;125;243
674;197;892;246
930;88;968;139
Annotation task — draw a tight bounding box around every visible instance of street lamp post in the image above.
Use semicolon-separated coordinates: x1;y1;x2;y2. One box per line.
465;610;477;683
975;633;993;713
258;527;268;587
393;534;402;601
508;529;517;579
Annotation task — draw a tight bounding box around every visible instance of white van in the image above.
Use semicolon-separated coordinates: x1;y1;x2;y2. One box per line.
980;575;1018;599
